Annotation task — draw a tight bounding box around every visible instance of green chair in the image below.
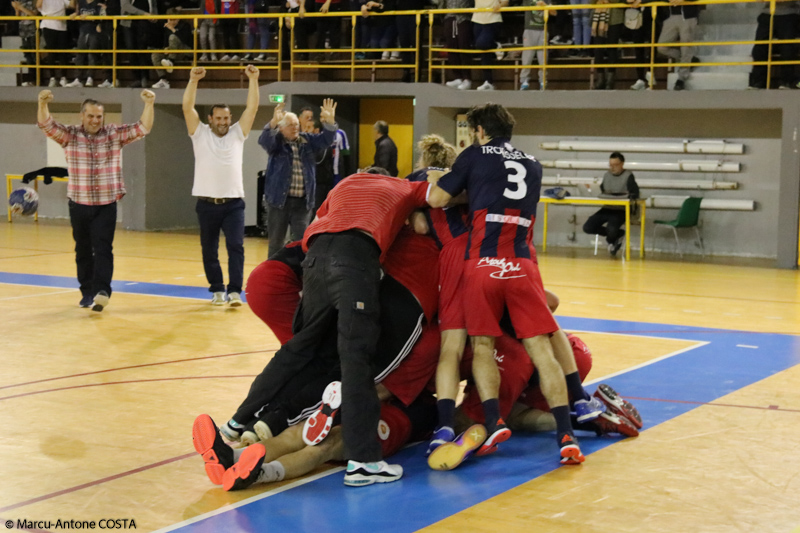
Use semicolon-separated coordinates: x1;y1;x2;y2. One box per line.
652;197;704;258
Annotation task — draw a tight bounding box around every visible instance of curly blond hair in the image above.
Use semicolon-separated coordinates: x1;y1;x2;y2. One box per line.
416;134;457;170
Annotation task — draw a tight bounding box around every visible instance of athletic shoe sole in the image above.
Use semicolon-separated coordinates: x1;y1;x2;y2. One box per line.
560;444;586;465
92;293;109;312
303;381;341;446
344;463;403;486
475;424;511;457
192;414;234;485
428;424;487;471
591;411;639;437
222;443;266;491
219;422;242;442
594;384;643;429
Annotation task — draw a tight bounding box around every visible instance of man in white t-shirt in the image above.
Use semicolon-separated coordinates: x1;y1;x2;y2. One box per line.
182;65;260;306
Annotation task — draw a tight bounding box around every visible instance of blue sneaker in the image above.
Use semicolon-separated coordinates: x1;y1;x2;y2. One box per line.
79;294;93;308
574;396;606;423
520;81;530;91
426;426;455;456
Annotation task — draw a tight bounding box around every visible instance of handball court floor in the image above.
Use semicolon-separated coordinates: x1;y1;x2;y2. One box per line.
1;220;799;533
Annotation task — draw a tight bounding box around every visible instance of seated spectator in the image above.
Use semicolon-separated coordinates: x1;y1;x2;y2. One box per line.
151;18;192;88
520;0;548;91
748;0;798;89
656;0;699;90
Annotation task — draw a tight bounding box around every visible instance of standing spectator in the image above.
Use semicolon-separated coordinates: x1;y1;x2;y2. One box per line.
396;0;424;82
37;0;71;87
519;0;548;90
243;0;271;61
36;89;155;310
591;0;623;90
313;0;343;60
298;106;315;132
151;18;193;88
182;65;261;306
218;0;241;61
656;0;699;90
12;0;38;74
259;100;338;258
748;0;799;89
120;0;157;87
570;0;591;57
373;120;398;177
547;0;572;47
282;0;312;60
441;0;473;90
472;0;508;91
65;0;103;87
625;0;660;90
199;0;219;61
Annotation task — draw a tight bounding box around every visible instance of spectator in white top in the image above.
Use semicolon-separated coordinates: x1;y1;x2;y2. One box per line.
37;0;71;87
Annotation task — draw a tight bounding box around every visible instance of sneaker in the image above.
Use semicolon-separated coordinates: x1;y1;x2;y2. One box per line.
92;291;109;312
594;383;643;429
242;54;252;60
446;78;463;88
354;52;365;60
255;54;266;61
390;51;400;59
520;81;530;91
426;426;455;456
574;396;606;423
477;81;495;91
192;414;235;485
302;381;341;446
199;54;209;61
220;420;243;442
98;79;113;88
381;51;390;60
475;419;511;456
457;79;472;90
588;411;639;437
48;77;57;87
611;235;624;257
222;443;266;491
674;79;685;91
630;79;646;90
550;35;564;45
230;54;240;61
253;419;274;442
211;291;226;306
85;77;94;87
211;53;219;61
161;58;174;73
344;460;403;487
59;77;68;87
227;292;242;307
65;78;82;88
779;84;793;90
428;424;487;471
152;79;170;89
239;420;260;447
79;294;93;308
220;54;231;61
559;433;585;465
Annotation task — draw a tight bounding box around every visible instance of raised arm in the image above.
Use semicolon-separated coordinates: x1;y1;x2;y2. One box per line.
238;64;260;137
258;102;285;152
139;89;155;132
182;66;205;135
37;89;53;124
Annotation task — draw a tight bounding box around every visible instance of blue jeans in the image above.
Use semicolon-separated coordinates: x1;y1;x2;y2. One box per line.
473;22;501;83
570;0;591;47
267;196;311;258
196;198;245;294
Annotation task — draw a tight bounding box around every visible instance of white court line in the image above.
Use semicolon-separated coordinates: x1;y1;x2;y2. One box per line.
683;310;701;314
569;302;586;305
152;466;346;533
567;328;707;345
583;341;709;386
736;344;759;349
0;282;211;302
606;304;624;307
125;282;139;286
0;288;75;301
644;307;661;311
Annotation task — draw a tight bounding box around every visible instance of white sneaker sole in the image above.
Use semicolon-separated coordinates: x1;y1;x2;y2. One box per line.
302;381;341;446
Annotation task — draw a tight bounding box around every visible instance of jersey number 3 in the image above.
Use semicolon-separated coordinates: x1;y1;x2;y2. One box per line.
503;161;527;200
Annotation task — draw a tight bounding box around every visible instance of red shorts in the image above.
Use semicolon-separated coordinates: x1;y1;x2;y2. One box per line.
517;333;594;411
459;334;535;423
437;233;468;331
380;324;440;406
378;403;412;458
463;257;558;339
245;260;302;345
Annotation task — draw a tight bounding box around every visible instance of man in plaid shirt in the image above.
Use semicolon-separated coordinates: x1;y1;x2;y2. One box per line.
37;89;156;312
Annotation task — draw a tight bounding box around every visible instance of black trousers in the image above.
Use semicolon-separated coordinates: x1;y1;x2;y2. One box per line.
583;207;626;244
750;13;798;88
69;200;117;298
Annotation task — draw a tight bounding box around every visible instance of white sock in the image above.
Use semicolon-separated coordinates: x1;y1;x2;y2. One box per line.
256;461;285;484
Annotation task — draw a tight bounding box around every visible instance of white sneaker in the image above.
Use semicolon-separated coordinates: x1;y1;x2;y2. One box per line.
85;76;93;87
65;78;82;88
446;78;463;88
21;81;33;87
390;51;400;59
242;54;252;60
199;54;209;61
477;81;495;91
98;79;113;88
152;79;170;88
227;292;242;307
457;79;471;90
211;292;226;306
220;54;231;61
255;53;266;61
48;77;57;87
230;54;240;61
630;79;646;90
343;460;403;487
161;58;174;73
381;51;390;60
211;53;219;61
59;77;68;87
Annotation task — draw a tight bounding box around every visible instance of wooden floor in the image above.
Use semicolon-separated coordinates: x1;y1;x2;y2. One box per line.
1;219;799;533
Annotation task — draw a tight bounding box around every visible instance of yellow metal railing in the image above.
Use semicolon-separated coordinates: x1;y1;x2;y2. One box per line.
0;0;793;87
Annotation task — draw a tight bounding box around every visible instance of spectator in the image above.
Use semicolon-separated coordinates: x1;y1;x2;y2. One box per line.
332;126;351;184
218;0;241;61
591;0;623;90
244;0;271;61
520;0;548;90
259;100;338;257
441;0;473;90
199;0;219;61
282;0;313;60
151;18;192;88
37;0;71;87
120;0;158;87
548;0;572;47
359;0;398;60
298;106;315;132
569;0;591;57
748;0;799;89
472;0;508;91
656;0;699;90
624;0;661;90
373;120;398;177
582;151;639;257
312;0;343;60
65;0;104;87
396;0;425;82
12;0;38;74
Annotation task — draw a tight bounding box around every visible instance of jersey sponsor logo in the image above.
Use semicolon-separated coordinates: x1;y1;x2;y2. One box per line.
480;145;537;162
493;349;503;363
476;257;527;279
485;213;532;227
378;419;391;440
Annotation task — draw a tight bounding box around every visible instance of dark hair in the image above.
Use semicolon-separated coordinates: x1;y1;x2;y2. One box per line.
610;151;625;163
466;103;515;140
299;106;314;116
209;104;231;116
80;99;103;113
374;120;389;135
363;166;390;175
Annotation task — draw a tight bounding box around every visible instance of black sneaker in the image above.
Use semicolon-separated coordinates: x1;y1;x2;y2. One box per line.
222;443;266;491
79;294;93;308
192;414;235;485
344;460;403;487
611;236;624;257
674;79;685;91
92;291;109;312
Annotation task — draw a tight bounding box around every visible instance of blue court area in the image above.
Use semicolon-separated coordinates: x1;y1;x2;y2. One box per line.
2;272;799;533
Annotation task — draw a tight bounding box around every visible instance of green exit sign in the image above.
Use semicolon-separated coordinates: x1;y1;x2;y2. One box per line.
269;94;285;104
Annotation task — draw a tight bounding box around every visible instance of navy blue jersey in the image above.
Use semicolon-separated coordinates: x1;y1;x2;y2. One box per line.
407;168;468;248
436;138;542;259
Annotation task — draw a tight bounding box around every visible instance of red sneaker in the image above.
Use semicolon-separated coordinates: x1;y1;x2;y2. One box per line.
192;414;235;485
594;384;643;429
475;419;512;457
222;443;266;491
559;433;586;465
302;381;342;446
590;411;639;438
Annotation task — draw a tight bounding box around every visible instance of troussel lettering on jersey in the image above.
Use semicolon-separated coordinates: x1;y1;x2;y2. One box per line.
407;168;468;248
435;138;543;260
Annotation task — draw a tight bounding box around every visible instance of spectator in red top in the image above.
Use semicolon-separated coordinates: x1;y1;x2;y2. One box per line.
36;89;155;312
